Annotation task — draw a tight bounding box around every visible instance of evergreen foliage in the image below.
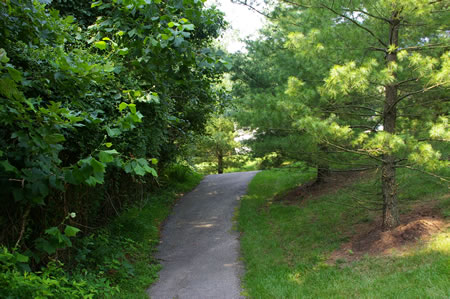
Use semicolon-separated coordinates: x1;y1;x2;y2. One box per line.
232;0;449;229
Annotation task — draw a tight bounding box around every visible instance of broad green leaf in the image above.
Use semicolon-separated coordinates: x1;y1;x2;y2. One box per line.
0;48;9;63
119;102;128;111
99;149;118;163
133;164;146;176
14;253;29;263
85;176;102;186
44;133;65;144
91;1;103;8
0;160;18;173
99;151;114;163
90;158;105;173
106;127;121;137
118;48;129;55
183;24;195;31
94;41;107;50
45;227;60;236
64;225;80;237
104;63;114;72
7;67;22;82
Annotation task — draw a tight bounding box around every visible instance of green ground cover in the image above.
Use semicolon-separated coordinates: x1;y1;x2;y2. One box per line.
0;166;203;299
238;168;449;298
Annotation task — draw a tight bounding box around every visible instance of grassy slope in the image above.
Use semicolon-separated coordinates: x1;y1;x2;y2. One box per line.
239;168;449;298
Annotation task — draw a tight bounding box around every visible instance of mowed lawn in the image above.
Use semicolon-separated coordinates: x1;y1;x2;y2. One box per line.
238;168;449;298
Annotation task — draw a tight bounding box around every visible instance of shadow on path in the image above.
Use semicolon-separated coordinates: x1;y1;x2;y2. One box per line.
147;171;259;299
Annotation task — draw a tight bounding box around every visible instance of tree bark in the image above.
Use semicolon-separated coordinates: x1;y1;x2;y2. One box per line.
316;164;330;184
217;153;224;174
382;13;400;230
316;144;330;184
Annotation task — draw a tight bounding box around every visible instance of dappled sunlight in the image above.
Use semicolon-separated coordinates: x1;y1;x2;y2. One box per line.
422;231;450;254
287;272;305;285
187;220;217;229
194;223;215;228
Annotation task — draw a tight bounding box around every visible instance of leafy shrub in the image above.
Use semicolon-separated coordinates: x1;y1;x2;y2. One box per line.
0;247;118;298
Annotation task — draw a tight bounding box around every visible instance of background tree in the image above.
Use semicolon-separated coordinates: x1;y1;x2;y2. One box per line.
197;116;240;174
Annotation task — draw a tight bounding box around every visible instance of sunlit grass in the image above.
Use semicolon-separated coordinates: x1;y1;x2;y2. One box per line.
239;168;449;298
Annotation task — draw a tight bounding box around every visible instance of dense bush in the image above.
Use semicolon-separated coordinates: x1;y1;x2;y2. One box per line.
0;0;227;288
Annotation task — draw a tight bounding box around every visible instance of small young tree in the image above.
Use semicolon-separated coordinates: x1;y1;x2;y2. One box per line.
199;116;240;174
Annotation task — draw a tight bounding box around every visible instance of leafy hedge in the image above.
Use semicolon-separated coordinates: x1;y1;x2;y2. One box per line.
0;0;228;286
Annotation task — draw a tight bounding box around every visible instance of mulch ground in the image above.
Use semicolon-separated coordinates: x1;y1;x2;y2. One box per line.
328;201;447;264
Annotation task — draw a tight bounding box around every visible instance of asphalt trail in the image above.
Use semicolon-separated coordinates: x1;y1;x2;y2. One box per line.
148;171;259;299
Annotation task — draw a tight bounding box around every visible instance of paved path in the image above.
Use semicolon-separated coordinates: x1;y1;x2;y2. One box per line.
148;171;259;299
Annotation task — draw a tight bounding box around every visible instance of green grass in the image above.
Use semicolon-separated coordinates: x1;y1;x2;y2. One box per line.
100;169;203;298
239;168;449;298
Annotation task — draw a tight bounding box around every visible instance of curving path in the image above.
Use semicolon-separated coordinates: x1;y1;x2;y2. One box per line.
148;171;259;299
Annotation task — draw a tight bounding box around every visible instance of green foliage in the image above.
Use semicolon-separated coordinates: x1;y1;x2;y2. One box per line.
194;116;240;173
232;0;449;227
0;0;226;296
0;164;202;298
0;247;118;298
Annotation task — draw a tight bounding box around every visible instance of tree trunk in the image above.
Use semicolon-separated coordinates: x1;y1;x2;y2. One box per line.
382;14;400;230
316;164;329;184
217;153;223;174
316;144;330;184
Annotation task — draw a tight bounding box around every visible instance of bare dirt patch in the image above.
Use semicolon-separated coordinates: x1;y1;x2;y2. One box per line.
275;170;368;205
328;202;448;264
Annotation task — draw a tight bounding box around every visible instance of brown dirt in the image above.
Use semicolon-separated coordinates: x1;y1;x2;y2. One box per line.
275;170;369;205
328;201;448;264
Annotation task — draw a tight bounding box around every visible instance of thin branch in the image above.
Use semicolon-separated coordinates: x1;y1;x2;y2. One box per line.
341;8;391;23
15;205;31;249
404;166;450;184
324;139;385;163
232;0;274;19
395;78;418;86
369;47;387;53
401;43;450;51
320;4;388;48
395;83;446;106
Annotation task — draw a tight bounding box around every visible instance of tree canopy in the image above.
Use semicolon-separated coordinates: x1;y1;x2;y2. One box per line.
232;0;449;229
0;0;228;267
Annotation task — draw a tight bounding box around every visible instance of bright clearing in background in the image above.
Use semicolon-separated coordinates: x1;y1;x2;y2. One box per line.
207;0;266;53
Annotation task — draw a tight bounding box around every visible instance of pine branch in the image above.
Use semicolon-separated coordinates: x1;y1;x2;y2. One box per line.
319;4;388;48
